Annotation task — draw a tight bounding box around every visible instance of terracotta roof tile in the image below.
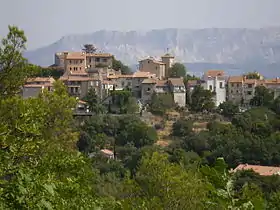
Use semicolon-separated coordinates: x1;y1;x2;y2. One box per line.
228;76;244;83
205;70;225;77
66;52;85;60
133;71;154;78
233;164;280;176
26;77;55;83
142;78;157;84
265;78;280;85
168;78;185;86
100;149;114;156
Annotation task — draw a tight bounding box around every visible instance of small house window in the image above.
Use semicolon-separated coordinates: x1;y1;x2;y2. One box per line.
95;58;100;62
209;85;213;90
219;82;223;88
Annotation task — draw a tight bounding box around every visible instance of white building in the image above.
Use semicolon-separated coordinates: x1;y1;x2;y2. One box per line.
202;70;226;107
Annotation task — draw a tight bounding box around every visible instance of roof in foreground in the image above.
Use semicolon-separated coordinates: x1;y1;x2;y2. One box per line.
168;78;185;86
233;164;280;176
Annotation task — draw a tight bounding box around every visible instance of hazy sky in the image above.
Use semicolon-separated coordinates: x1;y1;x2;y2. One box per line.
1;0;280;50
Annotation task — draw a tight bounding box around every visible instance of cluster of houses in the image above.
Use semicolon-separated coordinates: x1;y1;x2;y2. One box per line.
21;49;280;109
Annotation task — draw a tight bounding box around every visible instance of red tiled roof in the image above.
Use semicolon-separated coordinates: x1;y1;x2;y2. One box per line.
205;70;225;77
168;78;184;86
228;76;244;83
100;149;114;156
233;164;280;176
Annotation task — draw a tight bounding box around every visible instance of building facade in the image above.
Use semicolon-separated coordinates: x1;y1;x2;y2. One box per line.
202;70;226;106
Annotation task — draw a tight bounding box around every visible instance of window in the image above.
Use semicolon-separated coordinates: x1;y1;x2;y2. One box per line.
247;91;252;95
237;84;240;88
148;61;150;64
236;90;239;93
147;88;151;91
69;60;72;64
95;58;100;62
209;85;213;90
102;58;107;62
80;60;83;63
89;58;91;63
219;82;223;88
70;67;72;70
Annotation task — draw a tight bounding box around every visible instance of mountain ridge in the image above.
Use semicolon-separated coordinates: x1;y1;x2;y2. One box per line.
24;27;280;77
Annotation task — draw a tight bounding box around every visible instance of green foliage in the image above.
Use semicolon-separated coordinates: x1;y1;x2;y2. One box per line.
219;101;239;118
172;119;193;137
168;62;186;78
250;86;274;107
112;57;131;75
190;85;215;112
244;72;261;79
111;90;138;114
149;93;175;115
122;152;209;209
0;26;36;97
0;81;116;209
83;88;106;114
34;66;64;79
78;115;157;154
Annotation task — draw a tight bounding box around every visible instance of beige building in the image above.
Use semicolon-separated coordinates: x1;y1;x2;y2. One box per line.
140;77;186;107
168;78;186;107
63;52;87;76
86;53;113;71
22;77;55;98
59;75;101;99
139;54;175;79
227;74;280;105
227;76;244;104
56;51;114;75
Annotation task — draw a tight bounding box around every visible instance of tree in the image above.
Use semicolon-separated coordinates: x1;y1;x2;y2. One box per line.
168;63;186;78
250;86;274;107
219;101;239;118
149;93;175;115
122;152;209;209
82;44;97;53
112;57;131;75
190;85;215;112
83;88;105;114
172;119;193;137
0;81;116;209
0;26;36;97
244;72;261;79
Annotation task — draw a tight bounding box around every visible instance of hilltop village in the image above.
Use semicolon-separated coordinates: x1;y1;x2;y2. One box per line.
3;26;280;209
22;45;280;111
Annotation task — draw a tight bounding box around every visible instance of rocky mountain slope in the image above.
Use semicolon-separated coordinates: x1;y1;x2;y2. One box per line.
24;28;280;77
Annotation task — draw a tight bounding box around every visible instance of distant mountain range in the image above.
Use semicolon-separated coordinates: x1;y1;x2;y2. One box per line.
24;27;280;78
